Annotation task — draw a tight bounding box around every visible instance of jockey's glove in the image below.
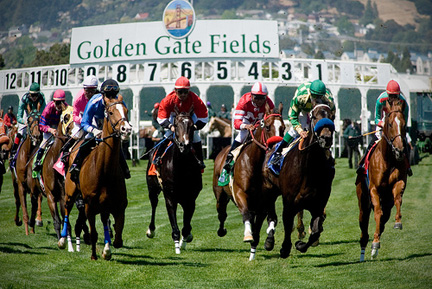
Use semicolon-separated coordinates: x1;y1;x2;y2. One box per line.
194;120;206;130
91;127;102;136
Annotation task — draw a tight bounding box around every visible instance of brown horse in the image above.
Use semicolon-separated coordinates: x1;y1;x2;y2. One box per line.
146;107;202;254
12;111;43;235
257;104;335;259
213;103;285;260
208;116;232;137
58;95;132;260
356;99;408;261
0;111;11;193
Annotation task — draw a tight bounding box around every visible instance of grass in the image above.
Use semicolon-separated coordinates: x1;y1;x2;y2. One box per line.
0;155;432;288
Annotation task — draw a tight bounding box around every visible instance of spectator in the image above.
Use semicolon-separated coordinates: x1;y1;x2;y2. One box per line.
343;120;362;169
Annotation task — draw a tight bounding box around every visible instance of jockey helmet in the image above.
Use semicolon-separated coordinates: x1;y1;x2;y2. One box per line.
8;106;13;110
101;79;120;98
175;76;190;89
83;75;98;88
53;89;66;101
386;80;400;95
154;102;160;109
251;82;268;96
310;80;326;97
29;82;40;94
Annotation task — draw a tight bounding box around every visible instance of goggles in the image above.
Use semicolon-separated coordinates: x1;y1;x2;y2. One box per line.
84;87;97;93
55;100;63;105
252;94;265;100
103;85;119;92
176;89;189;95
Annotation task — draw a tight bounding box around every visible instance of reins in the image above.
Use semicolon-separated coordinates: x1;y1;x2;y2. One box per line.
248;113;282;151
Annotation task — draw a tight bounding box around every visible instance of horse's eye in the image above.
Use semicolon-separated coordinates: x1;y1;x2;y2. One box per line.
109;111;113;115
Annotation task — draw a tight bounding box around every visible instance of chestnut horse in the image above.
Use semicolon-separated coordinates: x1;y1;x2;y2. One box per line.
12;111;43;235
356;99;408;261
146;107;202;254
0;111;12;192
208;116;232;137
258;104;336;259
58;95;132;260
213;103;285;260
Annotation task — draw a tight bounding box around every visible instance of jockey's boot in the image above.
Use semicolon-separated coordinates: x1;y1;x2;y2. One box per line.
270;134;293;167
356;136;378;175
119;151;131;179
69;140;93;182
223;140;241;172
9;134;22;161
192;141;206;170
33;147;45;172
152;139;168;165
61;139;76;164
405;156;413;177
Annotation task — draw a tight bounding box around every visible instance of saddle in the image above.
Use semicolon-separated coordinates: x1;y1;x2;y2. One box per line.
217;143;246;186
148;141;174;176
267;137;301;175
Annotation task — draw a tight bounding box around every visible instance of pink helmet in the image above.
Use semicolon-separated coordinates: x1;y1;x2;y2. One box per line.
386;80;400;95
53;89;66;101
175;76;190;89
251;82;268;95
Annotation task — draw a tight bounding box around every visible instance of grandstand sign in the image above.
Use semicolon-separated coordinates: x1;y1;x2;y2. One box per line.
69;20;279;65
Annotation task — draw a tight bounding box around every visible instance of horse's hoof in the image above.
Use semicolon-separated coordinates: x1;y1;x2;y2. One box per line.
371;242;380;259
35;220;43;227
58;237;66;250
264;231;275;251
217;228;227;237
295;240;308;253
146;228;155;238
113;239;123;249
91;255;98;260
102;243;112;260
15;219;22;226
243;235;254;243
394;222;402;230
280;248;290;259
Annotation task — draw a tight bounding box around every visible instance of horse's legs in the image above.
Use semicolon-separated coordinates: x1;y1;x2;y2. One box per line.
112;208;126;249
250;209;268;261
370;186;383;259
58;183;76;251
179;201;196;250
146;183;160;238
35;193;43;226
280;201;296;258
357;180;371;262
46;193;62;240
295;211;325;253
164;196;181;254
264;193;279;251
392;180;405;229
296;210;306;240
13;180;22;226
215;189;229;237
86;209;98;260
101;212;112;261
234;190;253;243
18;184;30;235
28;191;39;234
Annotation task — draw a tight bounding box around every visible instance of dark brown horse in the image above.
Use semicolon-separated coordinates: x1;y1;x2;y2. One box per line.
356;99;408;261
58;95;132;260
213;103;285;260
146;107;202;254
258;104;336;259
12;111;43;235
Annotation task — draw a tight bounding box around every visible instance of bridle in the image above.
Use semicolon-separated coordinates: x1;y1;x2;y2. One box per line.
382;109;405;159
27;112;41;144
249;113;283;150
173;112;194;152
104;101;129;139
299;104;334;151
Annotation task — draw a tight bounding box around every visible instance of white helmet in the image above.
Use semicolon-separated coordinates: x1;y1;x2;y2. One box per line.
83;75;98;88
251;82;268;95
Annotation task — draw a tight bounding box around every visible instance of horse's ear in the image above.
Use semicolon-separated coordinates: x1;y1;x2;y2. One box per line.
265;103;271;115
117;94;123;102
278;102;283;115
385;98;392;111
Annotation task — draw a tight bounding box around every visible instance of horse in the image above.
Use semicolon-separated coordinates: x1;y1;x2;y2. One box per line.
58;95;132;260
145;106;202;254
208;116;232;137
12;111;43;235
257;103;336;259
212;103;285;260
0;111;12;193
355;99;408;261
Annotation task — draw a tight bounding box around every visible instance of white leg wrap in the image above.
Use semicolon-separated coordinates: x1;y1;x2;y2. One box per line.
249;248;256;261
266;221;276;234
371;248;379;259
67;235;74;252
76;237;81;252
175;240;181;254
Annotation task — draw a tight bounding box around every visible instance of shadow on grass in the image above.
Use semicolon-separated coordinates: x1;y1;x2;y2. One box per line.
314;252;432;267
114;254;209;267
193;247;249;253
0;244;46;255
319;239;359;245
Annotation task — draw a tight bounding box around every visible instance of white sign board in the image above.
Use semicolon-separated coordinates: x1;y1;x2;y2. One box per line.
70;20;280;65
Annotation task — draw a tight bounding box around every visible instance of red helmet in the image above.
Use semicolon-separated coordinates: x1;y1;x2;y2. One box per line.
386;80;400;95
175;76;190;89
154;102;160;109
251;82;268;95
53;89;66;101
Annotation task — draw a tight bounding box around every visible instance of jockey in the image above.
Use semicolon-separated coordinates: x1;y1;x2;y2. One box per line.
10;82;46;158
220;82;274;176
269;79;335;169
357;80;412;176
60;75;99;161
4;106;17;130
153;76;208;169
33;89;69;172
69;79;131;182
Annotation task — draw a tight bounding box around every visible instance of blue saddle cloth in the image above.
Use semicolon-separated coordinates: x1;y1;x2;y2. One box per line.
267;139;300;175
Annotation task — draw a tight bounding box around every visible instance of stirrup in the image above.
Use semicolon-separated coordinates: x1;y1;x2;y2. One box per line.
270;152;283;166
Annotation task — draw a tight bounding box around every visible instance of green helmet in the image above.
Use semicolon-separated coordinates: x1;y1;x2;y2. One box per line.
29;82;40;93
310;80;326;97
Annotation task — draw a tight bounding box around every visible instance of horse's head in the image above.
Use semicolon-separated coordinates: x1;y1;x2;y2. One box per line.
260;102;286;147
383;99;406;161
104;95;132;140
27;111;42;146
173;106;194;154
309;104;335;149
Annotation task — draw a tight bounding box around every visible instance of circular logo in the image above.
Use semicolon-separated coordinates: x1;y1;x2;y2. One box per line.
163;0;196;39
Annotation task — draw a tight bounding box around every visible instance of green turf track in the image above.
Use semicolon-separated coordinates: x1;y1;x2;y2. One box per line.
0;155;431;288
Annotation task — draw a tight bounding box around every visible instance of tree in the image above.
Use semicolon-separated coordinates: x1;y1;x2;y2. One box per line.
31;43;70;67
0;54;5;69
